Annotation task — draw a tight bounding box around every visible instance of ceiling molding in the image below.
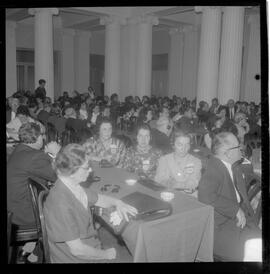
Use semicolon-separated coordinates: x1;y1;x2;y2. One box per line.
69;18;101;30
60;7;105;17
158;18;191;28
153;6;194;17
6;8;31;22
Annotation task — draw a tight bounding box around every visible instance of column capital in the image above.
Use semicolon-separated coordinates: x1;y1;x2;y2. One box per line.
6;20;17;29
100;15;126;26
28;8;59;16
75;30;92;38
61;28;76;36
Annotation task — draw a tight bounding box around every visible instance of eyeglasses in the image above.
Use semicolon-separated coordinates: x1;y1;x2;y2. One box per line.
80;165;92;172
227;145;241;151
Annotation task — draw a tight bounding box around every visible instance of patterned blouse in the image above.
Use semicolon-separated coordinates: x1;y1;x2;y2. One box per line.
123;145;163;179
83;136;126;168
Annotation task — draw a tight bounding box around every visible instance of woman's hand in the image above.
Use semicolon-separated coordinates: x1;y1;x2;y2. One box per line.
44;141;61;158
115;200;138;222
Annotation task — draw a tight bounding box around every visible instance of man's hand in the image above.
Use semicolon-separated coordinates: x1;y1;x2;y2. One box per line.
115;200;138;222
236;208;246;229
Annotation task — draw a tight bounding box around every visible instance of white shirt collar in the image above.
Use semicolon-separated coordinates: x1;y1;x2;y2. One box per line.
220;159;241;203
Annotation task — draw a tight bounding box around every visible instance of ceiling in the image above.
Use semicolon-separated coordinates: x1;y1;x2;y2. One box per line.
6;6;259;33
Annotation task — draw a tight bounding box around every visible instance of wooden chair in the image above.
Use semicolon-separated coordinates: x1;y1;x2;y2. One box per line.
7;211;13;263
195;133;206;147
247;174;261;226
11;179;48;244
38;190;51;263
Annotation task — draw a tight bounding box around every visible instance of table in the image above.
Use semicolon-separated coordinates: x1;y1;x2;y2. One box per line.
89;163;214;262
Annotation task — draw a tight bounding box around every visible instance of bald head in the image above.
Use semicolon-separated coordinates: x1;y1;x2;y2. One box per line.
212;132;242;164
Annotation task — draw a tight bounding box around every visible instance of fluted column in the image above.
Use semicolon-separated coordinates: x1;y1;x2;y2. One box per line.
136;15;159;98
6;21;17;97
196;6;222;105
101;16;124;97
74;30;91;93
243;14;260;103
61;28;75;94
29;8;58;100
128;18;139;97
217;7;245;104
168;27;184;98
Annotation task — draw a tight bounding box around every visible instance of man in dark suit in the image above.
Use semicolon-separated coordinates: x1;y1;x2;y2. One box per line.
198;132;261;261
35;79;46;100
226;99;236;120
7;122;59;230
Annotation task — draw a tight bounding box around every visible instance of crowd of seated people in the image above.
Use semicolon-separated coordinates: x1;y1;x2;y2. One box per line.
6;87;262;263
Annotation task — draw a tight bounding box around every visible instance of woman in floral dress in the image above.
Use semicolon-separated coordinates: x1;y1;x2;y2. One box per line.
83;117;126;168
123;124;162;179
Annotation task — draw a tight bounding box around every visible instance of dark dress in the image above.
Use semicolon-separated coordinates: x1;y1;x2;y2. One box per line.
43;180;100;263
7;144;56;229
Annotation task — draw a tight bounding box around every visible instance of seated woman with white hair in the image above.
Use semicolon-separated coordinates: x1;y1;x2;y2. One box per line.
43;143;138;263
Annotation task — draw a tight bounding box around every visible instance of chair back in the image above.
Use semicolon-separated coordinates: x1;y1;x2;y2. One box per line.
7;211;13;263
38;190;51;263
46;122;58;143
28;179;49;236
247;174;261;226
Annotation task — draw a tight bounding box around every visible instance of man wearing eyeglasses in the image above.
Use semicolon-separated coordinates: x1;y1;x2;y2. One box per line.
198;132;261;261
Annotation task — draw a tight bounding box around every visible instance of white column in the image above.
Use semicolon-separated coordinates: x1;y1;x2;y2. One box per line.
128;18;139;97
120;23;129;101
74;30;91;93
243;14;261;103
182;25;200;100
101;16;123;97
29;8;58;101
196;6;222;105
6;21;17;97
61;28;75;95
136;15;159;98
168;27;184;98
217;7;245;104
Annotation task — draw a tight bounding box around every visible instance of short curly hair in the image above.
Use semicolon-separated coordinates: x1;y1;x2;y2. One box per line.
172;130;192;145
18;122;42;144
53;143;90;176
